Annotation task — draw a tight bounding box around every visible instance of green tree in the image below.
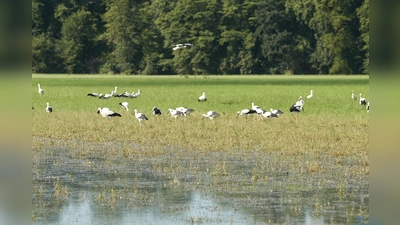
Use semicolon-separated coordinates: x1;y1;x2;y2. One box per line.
219;0;258;74
357;0;369;74
101;0;143;74
57;8;99;73
156;0;220;75
32;33;64;73
285;0;365;74
256;0;312;74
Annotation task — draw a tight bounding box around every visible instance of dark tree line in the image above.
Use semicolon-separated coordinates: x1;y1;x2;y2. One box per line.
32;0;369;75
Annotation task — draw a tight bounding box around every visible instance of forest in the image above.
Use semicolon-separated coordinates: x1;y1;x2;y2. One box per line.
32;0;369;75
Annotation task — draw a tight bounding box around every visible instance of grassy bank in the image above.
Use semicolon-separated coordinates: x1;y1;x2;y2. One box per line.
32;75;369;154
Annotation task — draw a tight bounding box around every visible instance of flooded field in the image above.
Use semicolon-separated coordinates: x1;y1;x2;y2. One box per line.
32;137;368;224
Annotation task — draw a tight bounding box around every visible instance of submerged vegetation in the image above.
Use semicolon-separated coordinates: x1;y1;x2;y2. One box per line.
32;75;369;224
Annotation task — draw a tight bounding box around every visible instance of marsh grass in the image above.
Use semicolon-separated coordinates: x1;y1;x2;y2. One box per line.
32;75;369;223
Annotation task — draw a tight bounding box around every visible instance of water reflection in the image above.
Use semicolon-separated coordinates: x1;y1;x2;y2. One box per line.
32;139;368;224
34;191;349;225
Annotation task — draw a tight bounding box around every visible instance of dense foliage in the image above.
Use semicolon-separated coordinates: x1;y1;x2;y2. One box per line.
32;0;368;75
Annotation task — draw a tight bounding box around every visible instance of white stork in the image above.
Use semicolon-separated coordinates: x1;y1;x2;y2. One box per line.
99;93;113;99
289;103;303;115
111;86;118;96
87;93;99;97
115;91;131;98
351;90;357;101
270;108;284;115
119;102;129;111
306;90;313;99
133;109;148;125
152;107;162;116
359;93;367;106
37;84;44;95
168;108;184;120
173;44;184;51
176;107;195;116
236;109;257;118
131;89;141;98
251;102;266;115
202;110;220;122
261;111;279;119
97;107;121;118
46;102;52;113
198;91;207;102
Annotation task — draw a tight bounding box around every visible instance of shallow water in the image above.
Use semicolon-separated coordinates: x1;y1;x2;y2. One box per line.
32;138;368;224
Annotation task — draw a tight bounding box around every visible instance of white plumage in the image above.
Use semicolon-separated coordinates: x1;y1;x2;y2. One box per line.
46;102;52;113
236;109;257;118
359;93;367;106
37;84;44;95
111;86;118;96
176;107;195;116
296;96;305;107
116;91;131;98
270;108;284;115
251;102;266;115
97;107;121;118
198;91;207;102
306;90;313;99
351;90;357;100
87;93;99;97
173;43;193;50
290;96;304;115
99;93;113;99
168;108;184;120
131;89;141;98
133;109;148;124
202;110;220;121
261;111;279;119
119;102;129;111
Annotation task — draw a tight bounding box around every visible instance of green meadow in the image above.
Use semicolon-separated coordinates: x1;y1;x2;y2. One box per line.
32;75;369;223
32;74;368;153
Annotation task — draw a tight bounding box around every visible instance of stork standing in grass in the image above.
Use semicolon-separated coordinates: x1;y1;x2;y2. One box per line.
133;109;148;125
46;102;52;113
119;102;129;111
97;107;121;118
87;93;99;97
111;86;118;96
37;84;44;95
152;107;162;116
359;93;367;106
176;107;195;117
168;108;184;121
290;96;304;116
99;93;113;99
306;90;313;99
131;89;141;98
236;109;257;118
351;90;357;101
270;108;284;116
198;91;207;102
251;102;266;120
202;110;220;122
261;111;279;119
289;103;303;116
